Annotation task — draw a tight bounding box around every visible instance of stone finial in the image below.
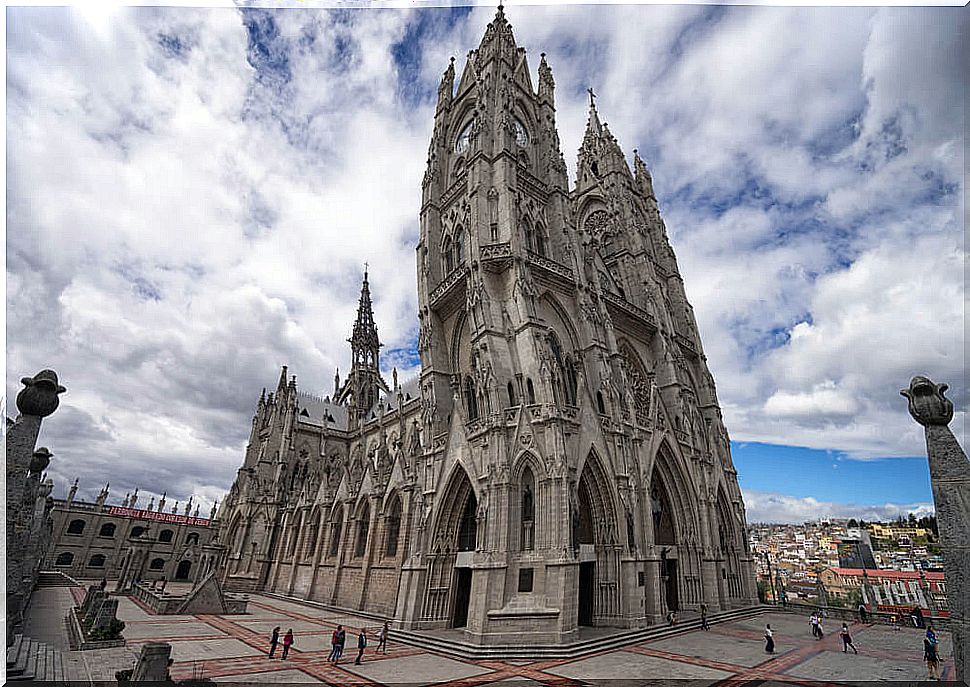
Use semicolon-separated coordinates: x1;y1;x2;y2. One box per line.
172;501;179;514
901;376;954;426
16;369;66;417
29;447;52;476
131;488;139;508
68;477;79;503
209;500;218;520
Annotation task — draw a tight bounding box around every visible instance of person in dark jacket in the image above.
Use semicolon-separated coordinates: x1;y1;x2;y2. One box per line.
268;626;281;658
764;624;775;654
924;629;941;680
335;625;346;663
355;629;368;665
840;623;858;654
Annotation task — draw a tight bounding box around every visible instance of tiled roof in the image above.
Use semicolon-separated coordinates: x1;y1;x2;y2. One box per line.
831;567;944;581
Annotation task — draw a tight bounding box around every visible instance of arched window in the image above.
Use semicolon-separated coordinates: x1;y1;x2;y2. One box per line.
186;532;199;546
55;552;74;566
384;495;402;558
355;502;370;558
521;467;535;551
329;505;344;557
130;526;146;539
597;390;606;415
443;236;454;274
286;517;302;557
465;376;479;421
149;558;165;570
67;519;85;535
98;523;116;538
549;334;578;406
526;378;536;405
159;529;174;543
457;495;478;552
534;224;546;257
305;510;321;559
88;554;106;568
454;227;465;266
507;382;516;406
565;358;578;406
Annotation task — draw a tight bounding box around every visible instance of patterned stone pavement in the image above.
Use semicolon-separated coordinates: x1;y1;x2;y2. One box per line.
25;585;957;685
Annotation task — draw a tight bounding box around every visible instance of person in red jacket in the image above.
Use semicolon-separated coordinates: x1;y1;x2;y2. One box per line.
281;629;294;660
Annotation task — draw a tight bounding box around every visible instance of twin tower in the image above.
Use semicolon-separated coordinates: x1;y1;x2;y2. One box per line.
214;7;757;644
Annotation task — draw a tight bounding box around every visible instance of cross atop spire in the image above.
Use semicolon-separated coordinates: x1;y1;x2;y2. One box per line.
587;87;596;108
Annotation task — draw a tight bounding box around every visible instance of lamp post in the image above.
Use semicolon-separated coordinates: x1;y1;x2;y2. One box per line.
763;551;776;604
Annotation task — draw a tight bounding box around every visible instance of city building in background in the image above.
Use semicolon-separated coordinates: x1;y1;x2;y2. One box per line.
45;483;215;584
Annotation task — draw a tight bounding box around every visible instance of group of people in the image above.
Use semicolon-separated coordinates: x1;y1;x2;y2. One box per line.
267;622;390;665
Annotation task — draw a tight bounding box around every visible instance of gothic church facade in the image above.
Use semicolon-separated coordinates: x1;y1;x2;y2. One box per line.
214;8;757;644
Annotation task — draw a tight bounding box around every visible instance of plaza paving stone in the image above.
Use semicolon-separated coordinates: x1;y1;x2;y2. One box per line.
20;586;956;685
645;630;772;667
543;650;734;681
343;652;493;684
210;667;325;683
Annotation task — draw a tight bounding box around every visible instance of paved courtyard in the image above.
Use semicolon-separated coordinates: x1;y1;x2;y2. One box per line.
26;584;957;685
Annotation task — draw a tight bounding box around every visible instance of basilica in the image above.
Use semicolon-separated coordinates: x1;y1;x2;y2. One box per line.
213;7;757;644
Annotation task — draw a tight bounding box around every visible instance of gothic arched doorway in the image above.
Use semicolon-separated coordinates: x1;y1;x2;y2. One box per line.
423;465;478;628
574;452;620;626
175;559;192;581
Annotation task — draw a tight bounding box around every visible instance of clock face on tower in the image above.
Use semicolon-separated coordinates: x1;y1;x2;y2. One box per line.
455;123;472;154
513;119;529;147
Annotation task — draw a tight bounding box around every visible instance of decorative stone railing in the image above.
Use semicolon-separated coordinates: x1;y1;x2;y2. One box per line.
429;266;468;307
602;291;657;330
481;242;512;260
528;252;575;281
675;332;698;356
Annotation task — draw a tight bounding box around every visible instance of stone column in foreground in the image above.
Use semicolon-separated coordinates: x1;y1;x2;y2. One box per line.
6;369;66;644
901;376;969;682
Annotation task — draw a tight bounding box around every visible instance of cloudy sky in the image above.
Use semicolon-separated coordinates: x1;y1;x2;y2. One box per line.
5;3;965;523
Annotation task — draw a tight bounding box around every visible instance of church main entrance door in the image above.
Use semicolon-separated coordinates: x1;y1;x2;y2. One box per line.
578;562;595;626
665;559;679;612
452;568;472;628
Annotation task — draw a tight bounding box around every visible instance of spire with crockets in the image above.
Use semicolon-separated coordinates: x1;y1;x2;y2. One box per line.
335;268;389;425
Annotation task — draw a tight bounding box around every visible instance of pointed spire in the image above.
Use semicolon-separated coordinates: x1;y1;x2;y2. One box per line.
334;368;340;395
633;148;657;201
538;52;555;104
210;500;219;520
437;56;455;111
147;496;155;512
277;365;288;393
67;477;79;504
131;488;139;508
158;490;167;513
584;87;603;139
477;1;517;63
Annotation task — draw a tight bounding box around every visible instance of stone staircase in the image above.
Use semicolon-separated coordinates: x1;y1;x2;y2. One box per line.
391;605;767;660
35;569;82;588
6;634;70;682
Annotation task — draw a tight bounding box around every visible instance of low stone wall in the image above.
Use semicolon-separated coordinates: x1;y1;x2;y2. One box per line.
773;601;950;631
65;607;125;651
131;583;185;614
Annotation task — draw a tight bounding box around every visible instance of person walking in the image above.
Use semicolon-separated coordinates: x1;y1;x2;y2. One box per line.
377;621;389;654
268;626;281;658
328;626;340;662
281;629;294;660
816;616;824;640
335;625;346;664
924;628;942;680
700;604;709;631
355;628;367;665
840;623;858;654
764;624;775;654
810;612;819;638
858;603;868;625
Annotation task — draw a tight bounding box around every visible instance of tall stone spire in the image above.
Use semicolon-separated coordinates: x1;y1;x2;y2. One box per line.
335;268;389;426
